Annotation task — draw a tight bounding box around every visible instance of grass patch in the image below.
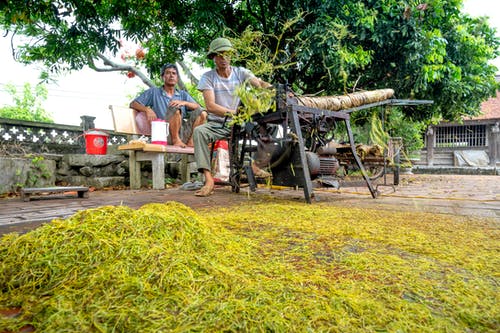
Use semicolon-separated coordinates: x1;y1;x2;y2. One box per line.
1;201;498;332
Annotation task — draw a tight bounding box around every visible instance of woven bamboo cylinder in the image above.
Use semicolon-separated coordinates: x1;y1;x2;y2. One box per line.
296;89;395;111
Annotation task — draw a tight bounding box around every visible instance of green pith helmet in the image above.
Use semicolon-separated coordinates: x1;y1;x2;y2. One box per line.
206;37;234;59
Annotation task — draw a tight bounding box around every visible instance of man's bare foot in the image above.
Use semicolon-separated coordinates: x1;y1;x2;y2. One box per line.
172;140;187;147
186;139;194;147
251;162;271;178
194;185;214;197
194;180;214;197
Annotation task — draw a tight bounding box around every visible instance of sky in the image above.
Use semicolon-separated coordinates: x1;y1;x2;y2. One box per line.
0;0;499;129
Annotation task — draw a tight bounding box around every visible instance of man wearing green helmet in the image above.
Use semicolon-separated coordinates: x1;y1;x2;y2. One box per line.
193;37;272;197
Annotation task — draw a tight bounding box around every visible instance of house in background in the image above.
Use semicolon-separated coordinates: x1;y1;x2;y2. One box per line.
417;75;500;173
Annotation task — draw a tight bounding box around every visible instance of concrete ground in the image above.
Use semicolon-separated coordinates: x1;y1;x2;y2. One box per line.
0;174;498;236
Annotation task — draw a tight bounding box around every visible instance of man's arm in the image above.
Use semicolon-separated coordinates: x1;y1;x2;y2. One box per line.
202;89;237;117
130;100;157;121
248;76;273;89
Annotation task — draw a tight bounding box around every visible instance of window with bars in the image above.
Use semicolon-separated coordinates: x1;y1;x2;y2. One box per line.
435;125;487;148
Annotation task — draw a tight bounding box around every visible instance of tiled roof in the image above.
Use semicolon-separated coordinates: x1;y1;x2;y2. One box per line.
470;90;500;120
465;75;500;120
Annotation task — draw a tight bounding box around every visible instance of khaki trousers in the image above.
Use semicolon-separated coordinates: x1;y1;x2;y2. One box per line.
193;121;231;172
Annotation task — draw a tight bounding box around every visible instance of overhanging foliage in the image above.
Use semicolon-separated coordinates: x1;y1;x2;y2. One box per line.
1;0;499;123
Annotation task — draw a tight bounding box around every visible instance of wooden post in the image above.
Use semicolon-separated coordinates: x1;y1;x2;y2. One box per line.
180;154;189;183
150;152;165;190
135;151;165;190
128;150;141;190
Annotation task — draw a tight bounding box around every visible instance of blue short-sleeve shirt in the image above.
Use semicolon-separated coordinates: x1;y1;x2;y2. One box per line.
133;87;197;119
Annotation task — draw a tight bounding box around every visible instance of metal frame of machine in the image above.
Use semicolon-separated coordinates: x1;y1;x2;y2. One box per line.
225;84;433;203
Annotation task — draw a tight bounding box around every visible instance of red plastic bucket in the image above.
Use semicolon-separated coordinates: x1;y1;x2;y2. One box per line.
84;130;108;155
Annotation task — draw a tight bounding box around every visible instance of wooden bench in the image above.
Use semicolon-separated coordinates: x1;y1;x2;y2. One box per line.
118;142;194;190
20;186;90;202
110;105;196;189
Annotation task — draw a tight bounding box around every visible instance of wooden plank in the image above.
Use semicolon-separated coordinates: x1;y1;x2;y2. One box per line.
119;142;147;150
20;186;89;202
142;143;167;152
162;145;194;154
21;186;89;194
119;142;194;154
109;105;140;135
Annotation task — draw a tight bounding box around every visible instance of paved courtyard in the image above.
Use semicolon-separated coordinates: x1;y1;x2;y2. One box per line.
1;174;498;235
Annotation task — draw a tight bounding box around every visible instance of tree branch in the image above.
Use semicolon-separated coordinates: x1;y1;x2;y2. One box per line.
177;60;199;86
86;52;155;88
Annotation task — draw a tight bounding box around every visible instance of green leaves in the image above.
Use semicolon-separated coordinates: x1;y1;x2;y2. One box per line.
0;83;53;123
1;0;498;123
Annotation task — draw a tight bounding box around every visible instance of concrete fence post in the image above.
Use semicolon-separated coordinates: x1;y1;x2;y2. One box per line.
489;122;499;166
426;126;435;166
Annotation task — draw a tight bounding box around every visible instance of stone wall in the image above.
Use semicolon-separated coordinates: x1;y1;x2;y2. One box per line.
0;116;134;195
0;151;129;195
0;156;56;194
55;151;128;189
0;116;194;195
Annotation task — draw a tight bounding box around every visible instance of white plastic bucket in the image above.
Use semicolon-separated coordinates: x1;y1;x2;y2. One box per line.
151;120;169;145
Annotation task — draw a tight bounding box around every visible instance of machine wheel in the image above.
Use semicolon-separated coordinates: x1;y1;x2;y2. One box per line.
339;163;384;180
366;165;385;180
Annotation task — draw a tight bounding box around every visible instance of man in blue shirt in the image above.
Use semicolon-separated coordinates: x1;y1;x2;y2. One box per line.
130;64;206;147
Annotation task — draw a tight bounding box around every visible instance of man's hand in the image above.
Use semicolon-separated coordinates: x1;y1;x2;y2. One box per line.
145;108;157;121
249;77;273;89
169;100;200;111
169;100;186;108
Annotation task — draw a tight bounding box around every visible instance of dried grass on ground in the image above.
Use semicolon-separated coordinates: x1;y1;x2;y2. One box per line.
0;201;498;332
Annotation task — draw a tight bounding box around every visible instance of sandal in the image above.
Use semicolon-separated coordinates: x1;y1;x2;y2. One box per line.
194;185;214;197
180;181;204;191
